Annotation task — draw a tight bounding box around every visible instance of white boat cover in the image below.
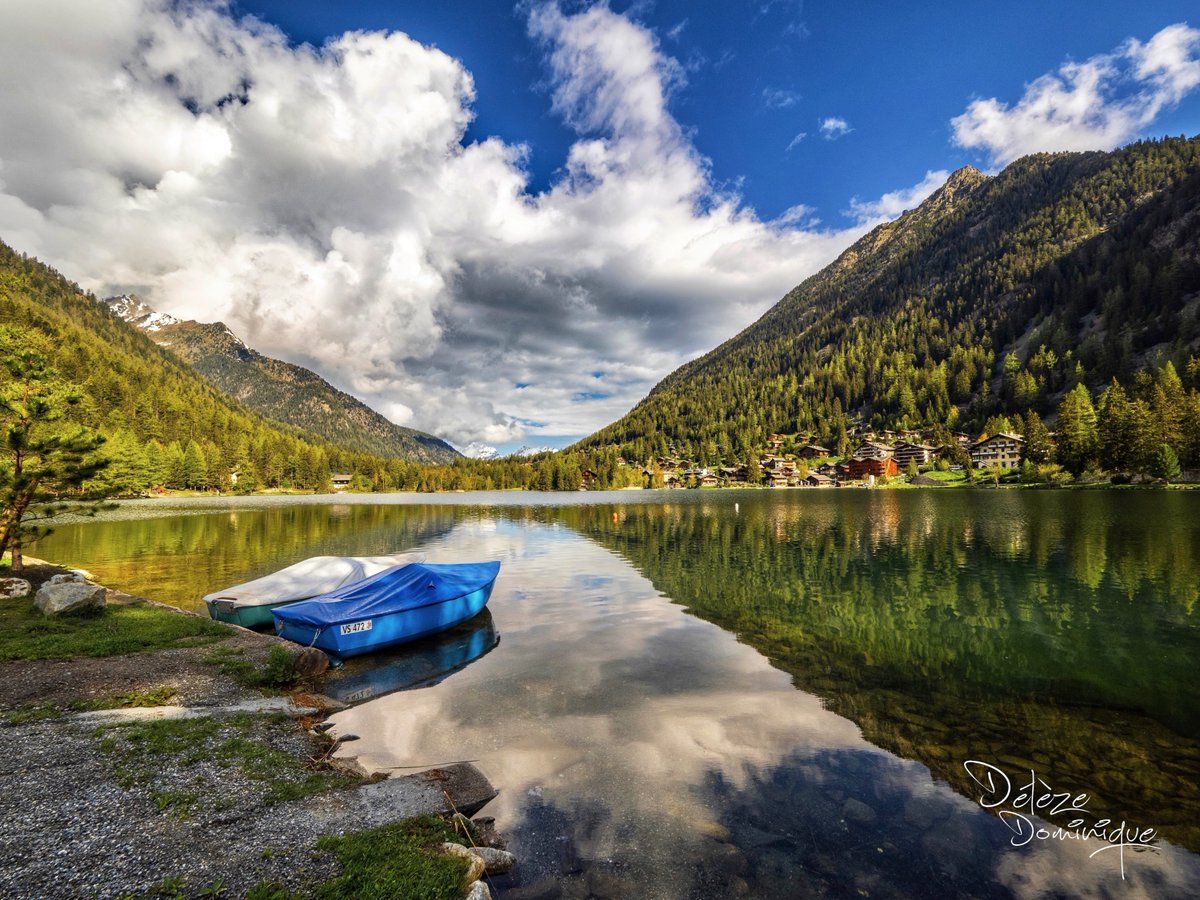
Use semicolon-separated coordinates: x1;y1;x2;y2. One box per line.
202;554;422;610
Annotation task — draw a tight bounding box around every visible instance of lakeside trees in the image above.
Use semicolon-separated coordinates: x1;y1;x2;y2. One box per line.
0;326;109;569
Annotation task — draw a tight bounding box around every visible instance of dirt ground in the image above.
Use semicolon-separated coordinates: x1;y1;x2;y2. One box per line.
0;561;304;711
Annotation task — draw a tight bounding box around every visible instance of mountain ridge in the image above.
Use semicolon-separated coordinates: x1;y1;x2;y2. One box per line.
104;296;460;464
578;137;1200;461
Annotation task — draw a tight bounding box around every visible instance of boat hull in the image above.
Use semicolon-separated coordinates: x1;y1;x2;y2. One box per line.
205;598;295;629
274;581;495;658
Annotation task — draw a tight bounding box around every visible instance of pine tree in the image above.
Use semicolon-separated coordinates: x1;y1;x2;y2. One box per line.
1153;444;1181;482
1020;410;1054;464
1097;380;1132;471
1055;384;1099;475
182;440;207;489
0;326;111;570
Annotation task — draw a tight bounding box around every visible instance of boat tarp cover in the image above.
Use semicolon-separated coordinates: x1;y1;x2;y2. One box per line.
273;561;501;627
202;555;416;608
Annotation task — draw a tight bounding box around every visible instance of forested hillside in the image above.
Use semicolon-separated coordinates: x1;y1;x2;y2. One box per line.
577;137;1200;462
0;241;433;492
110;302;458;464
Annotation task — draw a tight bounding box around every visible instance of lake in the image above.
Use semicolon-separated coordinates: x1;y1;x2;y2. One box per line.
39;489;1200;898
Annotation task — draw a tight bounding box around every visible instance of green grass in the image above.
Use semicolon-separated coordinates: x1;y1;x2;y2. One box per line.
1;704;66;725
97;713;359;813
149;788;200;818
0;598;231;661
204;645;297;689
314;816;470;900
920;469;970;484
67;686;178;712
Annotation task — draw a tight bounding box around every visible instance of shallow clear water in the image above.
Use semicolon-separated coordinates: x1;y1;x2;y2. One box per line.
39;489;1200;897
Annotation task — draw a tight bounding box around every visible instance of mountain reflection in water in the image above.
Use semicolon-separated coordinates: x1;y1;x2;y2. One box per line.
323;494;1200;898
38;490;1200;897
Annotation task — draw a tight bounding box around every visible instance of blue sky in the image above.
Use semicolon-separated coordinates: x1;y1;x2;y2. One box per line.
2;2;1199;456
233;0;1200;227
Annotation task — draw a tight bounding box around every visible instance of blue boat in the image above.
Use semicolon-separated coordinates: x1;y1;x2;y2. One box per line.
272;560;500;658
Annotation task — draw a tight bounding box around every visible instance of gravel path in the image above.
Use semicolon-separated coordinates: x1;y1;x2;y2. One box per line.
0;715;347;898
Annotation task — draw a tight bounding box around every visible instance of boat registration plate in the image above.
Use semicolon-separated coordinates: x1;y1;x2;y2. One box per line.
340;619;373;635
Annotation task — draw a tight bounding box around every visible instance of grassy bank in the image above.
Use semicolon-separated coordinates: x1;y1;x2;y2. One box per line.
0;597;231;661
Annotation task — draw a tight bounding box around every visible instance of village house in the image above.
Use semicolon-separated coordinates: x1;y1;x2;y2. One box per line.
797;443;831;459
851;440;895;461
840;456;900;480
580;469;599;488
803;472;836;487
330;473;352;489
969;432;1025;469
719;465;749;483
892;441;937;469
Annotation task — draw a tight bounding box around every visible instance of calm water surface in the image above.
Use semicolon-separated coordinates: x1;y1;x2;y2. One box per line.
40;490;1200;898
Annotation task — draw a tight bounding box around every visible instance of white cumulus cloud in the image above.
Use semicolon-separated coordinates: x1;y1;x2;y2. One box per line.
0;1;892;448
818;116;852;139
951;22;1200;167
847;170;951;225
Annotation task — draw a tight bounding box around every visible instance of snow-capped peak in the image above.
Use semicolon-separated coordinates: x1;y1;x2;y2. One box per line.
102;294;178;331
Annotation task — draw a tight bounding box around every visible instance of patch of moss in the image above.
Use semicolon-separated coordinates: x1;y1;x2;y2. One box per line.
314;816;469;900
1;703;65;725
205;645;297;690
67;686;178;711
0;598;230;661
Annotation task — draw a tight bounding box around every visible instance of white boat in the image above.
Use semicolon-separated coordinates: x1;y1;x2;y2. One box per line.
203;553;422;627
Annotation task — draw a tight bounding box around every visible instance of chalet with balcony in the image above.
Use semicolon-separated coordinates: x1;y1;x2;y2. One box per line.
851;440;895;461
892;441;936;468
969;432;1025;469
841;456;900;480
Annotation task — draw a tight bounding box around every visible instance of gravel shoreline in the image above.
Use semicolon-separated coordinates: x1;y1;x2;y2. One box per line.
0;566;500;899
1;714;347;898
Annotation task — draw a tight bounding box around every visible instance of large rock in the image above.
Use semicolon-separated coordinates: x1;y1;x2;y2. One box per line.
48;572;86;585
305;762;498;829
440;843;486;885
34;581;107;616
468;846;516;875
0;577;32;600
